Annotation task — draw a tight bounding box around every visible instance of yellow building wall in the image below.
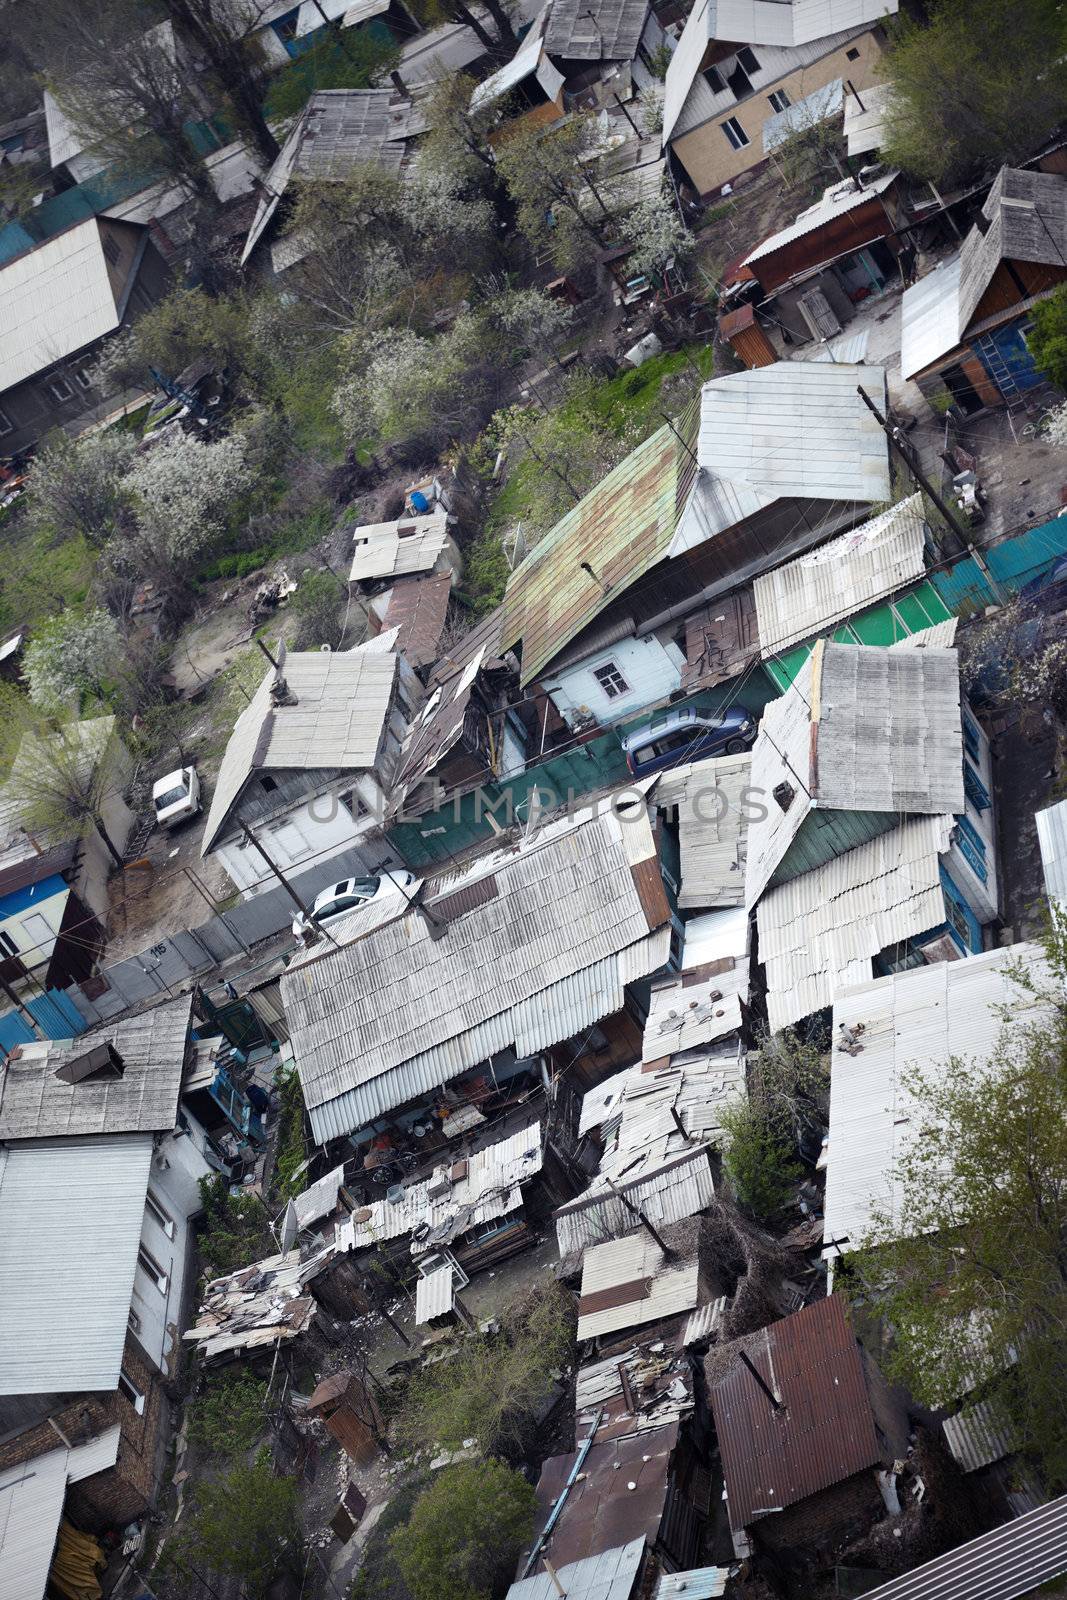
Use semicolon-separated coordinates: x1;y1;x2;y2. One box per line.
671;29;887;198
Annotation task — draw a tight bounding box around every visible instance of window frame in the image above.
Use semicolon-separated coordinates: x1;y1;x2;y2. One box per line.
767;88;791;113
0;406;13;437
137;1241;169;1294
592;659;631;700
47;377;74;403
721;115;750;151
736;45;760;75
118;1367;146;1413
145;1189;176;1239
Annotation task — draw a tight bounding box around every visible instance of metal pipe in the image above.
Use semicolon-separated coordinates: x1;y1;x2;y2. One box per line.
520;1411;603;1577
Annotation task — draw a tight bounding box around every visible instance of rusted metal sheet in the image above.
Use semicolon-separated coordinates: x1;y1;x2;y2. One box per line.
534;1424;681;1567
381;572;452;669
630;858;671;931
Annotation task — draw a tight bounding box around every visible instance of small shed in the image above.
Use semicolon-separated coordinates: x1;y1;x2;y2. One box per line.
307;1371;384;1464
718;304;776;369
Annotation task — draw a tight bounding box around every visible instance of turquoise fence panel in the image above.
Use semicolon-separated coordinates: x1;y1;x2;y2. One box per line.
931;516;1067;612
0;1012;35;1055
26;988;89;1039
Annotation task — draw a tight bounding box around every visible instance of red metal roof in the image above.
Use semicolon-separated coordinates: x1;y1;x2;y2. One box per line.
534;1422;680;1567
708;1295;881;1531
382;572;452;670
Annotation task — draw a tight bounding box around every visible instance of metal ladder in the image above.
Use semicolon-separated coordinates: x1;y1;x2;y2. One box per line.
972;331;1025;441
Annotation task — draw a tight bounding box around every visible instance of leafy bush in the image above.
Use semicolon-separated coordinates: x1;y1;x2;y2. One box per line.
188;1373;269;1457
197;1175;273;1280
389;1460;536;1600
288;568;347;650
720;1097;802;1220
273;1065;308;1202
264;30;400;121
1029;284;1067;393
163;1449;301;1594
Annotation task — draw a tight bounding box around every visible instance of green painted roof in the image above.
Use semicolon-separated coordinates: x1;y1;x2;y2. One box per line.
500;421;692;686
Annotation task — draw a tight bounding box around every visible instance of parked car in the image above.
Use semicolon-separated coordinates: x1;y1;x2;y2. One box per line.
152;766;202;829
291;869;418;939
1019;554;1067;616
622;705;756;778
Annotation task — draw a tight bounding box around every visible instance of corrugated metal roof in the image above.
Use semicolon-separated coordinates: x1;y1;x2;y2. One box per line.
534;1424;681;1567
349;512;452;583
380;573;452;670
943;1400;1017;1473
506;1539;645;1600
576;1342;694;1440
754;495;927;657
0;1134;154;1394
854;1491;1067;1600
757;814;954;1032
890;617;958;649
1037;797;1067;908
843;79;894;156
745;641;964;908
545;0;649;59
576;1227;703;1339
643;967;748;1060
294;1162;347;1230
201;640;398;854
0;994;192;1140
653;1568;729;1600
714;0;896;48
67;1424;121;1481
471;4;552;108
285;803;670;1141
653;752;751;909
709;1294;881;1531
824;944;1050;1254
900;258;961;380
0;217;125;394
415;1261;454;1323
683;1297;726;1346
0;1427;119;1600
186;1246;324;1360
958;167;1067;334
763;78;844;152
671;363;890;557
499;422;688;686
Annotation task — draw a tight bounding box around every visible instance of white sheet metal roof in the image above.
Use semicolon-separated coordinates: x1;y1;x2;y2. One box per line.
754;494;927;657
758;814;954;1031
0;219;126;393
506;1539;645;1600
284;802;672;1142
201;639;398;854
0;1429;119;1600
843;78;894;156
891;617;958;649
653;752;751;908
900;257;961;380
415;1261;455;1324
823;943;1049;1253
1037;797;1067;908
714;0;896;48
671;363;890;557
0;1134;154;1394
293;1162;347;1230
855;1490;1067;1600
349;512;452;583
338;1123;543;1253
943;1400;1017;1473
745;168;896;262
642;970;747;1060
471;3;552;108
654;1570;729;1600
577;1227;703;1339
763;77;843;152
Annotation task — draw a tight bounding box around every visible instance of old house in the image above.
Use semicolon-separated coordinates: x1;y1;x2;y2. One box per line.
0;215;171;454
200;637;418;897
901;166;1067;415
239;0;417;69
576;1219;714;1346
281;796;673;1146
745;638;998;1031
0;998;216;1534
0;844;105;999
662;0;896;200
498;363;889;734
708;1294;908;1557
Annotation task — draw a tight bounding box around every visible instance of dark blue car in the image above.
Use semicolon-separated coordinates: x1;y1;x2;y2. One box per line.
622;704;756;777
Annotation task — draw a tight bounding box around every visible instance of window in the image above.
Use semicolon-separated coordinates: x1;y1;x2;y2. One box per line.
703;65;726;93
0;930;17;958
137;1242;168;1294
145;1189;175;1239
74;369;93;391
592;660;631;700
261;775;278;793
954;814;988;883
846;46;861;61
767;88;791;112
964;760;991;813
736;46;760;74
962;712;982;762
721;116;750;150
47;378;74;403
0;407;12;437
118;1368;145;1414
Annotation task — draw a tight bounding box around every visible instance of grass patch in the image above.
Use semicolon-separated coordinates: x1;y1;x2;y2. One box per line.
198;502;334;582
583;343;713;438
263;29;400;121
0;528;95;635
273;1064;308;1201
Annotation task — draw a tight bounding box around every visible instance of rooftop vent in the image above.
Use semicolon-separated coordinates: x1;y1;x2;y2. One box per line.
55;1040;125;1086
772;781;796;813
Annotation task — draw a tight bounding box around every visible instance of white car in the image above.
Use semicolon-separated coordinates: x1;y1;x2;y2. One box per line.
152;766;202;829
291;869;418;939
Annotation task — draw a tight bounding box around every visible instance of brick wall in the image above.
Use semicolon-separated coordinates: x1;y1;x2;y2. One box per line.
753;1469;884;1555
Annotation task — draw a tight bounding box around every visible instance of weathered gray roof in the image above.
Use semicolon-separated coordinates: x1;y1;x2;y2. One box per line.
544;0;649;60
958;166;1067;334
713;0;896;48
201;641;398;854
824;944;1049;1255
0;1133;154;1394
506;1539;645;1600
753;494;927;657
185;1247;324;1361
745;640;964;907
0;995;192;1141
349;511;452;583
671;364;890;557
843;78;894;156
241;87;427;264
0;1429;120;1600
575;1342;694;1439
653;752;751;909
757;814;954;1031
283;801;672;1142
577;1225;703;1340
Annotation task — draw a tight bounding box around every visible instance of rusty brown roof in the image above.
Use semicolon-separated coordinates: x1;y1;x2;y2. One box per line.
499;423;690;687
381;573;452;669
708;1295;882;1531
534;1422;681;1567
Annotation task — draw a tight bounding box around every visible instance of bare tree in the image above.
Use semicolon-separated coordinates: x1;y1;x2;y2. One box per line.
164;0;280;165
5;713;131;871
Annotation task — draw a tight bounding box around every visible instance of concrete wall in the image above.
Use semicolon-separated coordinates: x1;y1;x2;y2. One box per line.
671;29;886;197
544;633;686;728
129;1127;212;1380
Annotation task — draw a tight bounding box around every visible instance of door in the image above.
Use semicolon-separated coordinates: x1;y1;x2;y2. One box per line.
941;364;984;417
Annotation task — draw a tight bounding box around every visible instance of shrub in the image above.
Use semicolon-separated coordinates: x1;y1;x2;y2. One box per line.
389;1460;536;1600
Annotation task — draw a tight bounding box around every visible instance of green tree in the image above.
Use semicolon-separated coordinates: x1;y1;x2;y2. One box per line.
1029;283;1067;392
850;924;1067;1484
166;1451;301;1595
719;1096;801;1220
165;0;281;164
405;0;516;53
287;568;348;650
495;114;613;272
881;0;1067;185
395;1281;573;1458
3;711;131;870
720;1027;826;1219
390;1460;536;1600
188;1373;270;1457
23;429;137;549
96;287;261;396
197;1175;274;1279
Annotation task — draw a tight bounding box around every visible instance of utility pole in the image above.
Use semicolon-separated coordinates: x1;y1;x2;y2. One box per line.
604;1177;675;1257
236;820;341;949
856;385;1009;602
